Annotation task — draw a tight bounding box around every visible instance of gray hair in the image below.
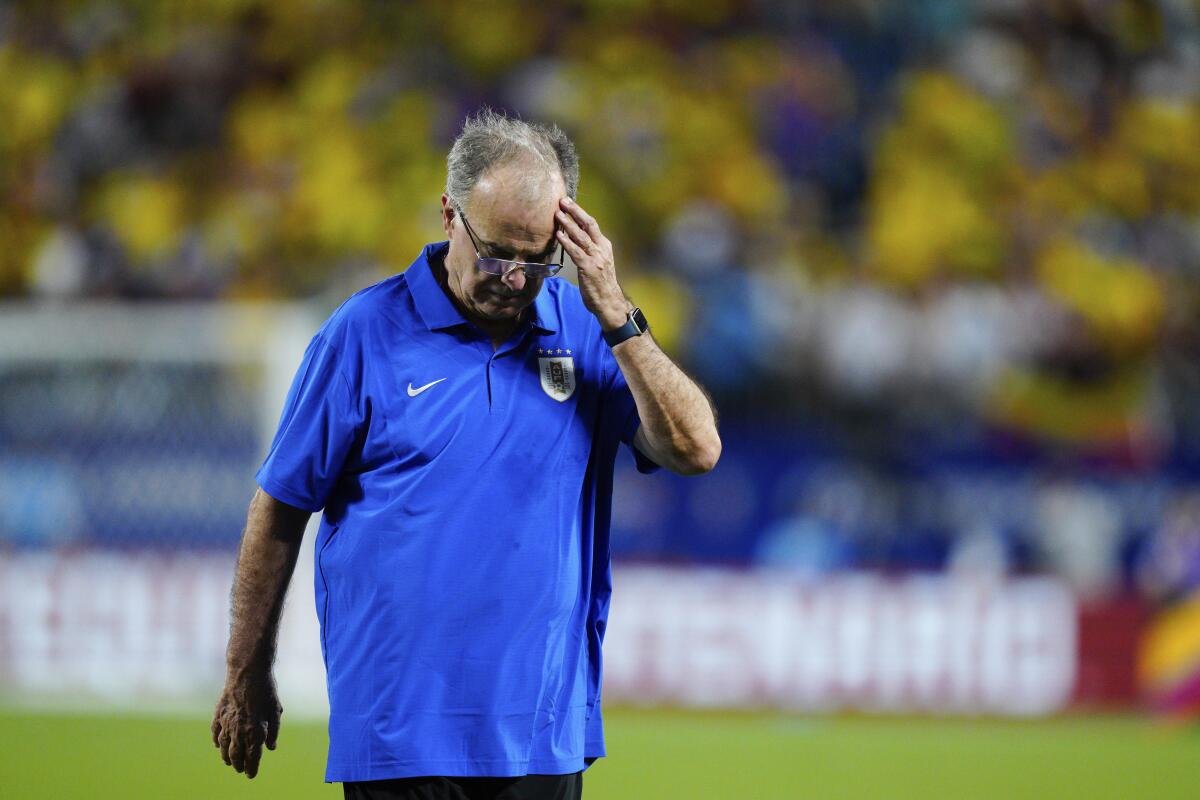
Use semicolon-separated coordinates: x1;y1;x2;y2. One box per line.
445;108;579;212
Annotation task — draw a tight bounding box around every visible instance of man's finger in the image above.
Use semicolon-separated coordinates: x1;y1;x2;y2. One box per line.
266;715;280;751
556;229;587;264
238;720;266;773
229;733;245;773
577;207;602;239
555;209;593;250
244;740;263;779
218;727;233;766
561;196;600;237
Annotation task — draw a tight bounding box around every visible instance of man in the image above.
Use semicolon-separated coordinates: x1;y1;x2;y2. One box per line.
211;110;721;800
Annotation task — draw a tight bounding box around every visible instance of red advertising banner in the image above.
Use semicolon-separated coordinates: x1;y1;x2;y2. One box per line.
1071;595;1152;708
0;553;1151;715
603;567;1079;715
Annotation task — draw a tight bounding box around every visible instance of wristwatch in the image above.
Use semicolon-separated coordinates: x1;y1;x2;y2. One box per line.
603;307;650;347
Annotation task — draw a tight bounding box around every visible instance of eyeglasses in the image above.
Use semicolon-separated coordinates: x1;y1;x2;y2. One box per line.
457;210;565;278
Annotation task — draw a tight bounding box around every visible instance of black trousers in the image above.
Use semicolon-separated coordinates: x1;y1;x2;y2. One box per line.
343;772;583;800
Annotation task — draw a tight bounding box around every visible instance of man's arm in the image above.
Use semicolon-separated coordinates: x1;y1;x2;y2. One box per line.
555;197;721;475
211;487;311;779
613;334;720;475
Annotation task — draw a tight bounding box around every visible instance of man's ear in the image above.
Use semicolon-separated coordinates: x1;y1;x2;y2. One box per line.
440;194;455;239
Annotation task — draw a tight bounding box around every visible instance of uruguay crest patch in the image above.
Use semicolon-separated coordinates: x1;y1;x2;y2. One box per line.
539;356;576;401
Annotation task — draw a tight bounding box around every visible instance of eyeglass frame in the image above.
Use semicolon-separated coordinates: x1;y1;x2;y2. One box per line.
455;207;566;279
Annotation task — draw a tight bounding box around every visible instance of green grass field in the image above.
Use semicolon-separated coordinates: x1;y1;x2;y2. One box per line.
1;707;1195;799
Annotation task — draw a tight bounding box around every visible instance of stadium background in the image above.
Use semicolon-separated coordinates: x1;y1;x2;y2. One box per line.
2;0;1199;797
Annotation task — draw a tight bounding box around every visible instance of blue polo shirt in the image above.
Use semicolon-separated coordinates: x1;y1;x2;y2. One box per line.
256;242;656;782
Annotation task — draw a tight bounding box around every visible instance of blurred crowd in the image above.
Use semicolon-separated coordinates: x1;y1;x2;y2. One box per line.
3;1;1200;601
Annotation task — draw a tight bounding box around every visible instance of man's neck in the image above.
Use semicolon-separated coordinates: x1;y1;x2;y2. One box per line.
480;316;521;350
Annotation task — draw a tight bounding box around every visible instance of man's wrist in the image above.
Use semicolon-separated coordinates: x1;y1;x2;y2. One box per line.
225;639;278;677
598;302;635;332
603;306;650;347
226;654;272;676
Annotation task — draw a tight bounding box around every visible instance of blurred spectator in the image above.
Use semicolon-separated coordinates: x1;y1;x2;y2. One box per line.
1138;490;1200;602
1033;480;1124;599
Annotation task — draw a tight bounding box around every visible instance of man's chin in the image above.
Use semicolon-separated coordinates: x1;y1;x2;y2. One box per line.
475;296;531;319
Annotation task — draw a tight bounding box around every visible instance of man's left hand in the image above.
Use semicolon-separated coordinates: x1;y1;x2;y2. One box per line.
555;198;631;331
211;670;282;779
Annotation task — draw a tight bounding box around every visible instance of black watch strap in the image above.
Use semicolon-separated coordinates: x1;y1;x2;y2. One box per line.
603;307;649;347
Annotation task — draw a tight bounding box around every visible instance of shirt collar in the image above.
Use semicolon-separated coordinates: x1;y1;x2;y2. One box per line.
530;279;560;335
407;242;466;331
407;241;560;335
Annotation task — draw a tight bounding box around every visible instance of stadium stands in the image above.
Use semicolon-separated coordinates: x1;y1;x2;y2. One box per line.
2;1;1200;685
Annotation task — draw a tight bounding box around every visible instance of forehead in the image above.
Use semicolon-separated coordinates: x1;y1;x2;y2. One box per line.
466;163;565;249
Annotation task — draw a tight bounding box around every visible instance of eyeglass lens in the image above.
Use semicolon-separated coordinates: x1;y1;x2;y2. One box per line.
476;258;561;277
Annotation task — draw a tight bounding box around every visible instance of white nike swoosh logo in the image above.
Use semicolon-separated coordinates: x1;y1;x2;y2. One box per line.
407;378;447;397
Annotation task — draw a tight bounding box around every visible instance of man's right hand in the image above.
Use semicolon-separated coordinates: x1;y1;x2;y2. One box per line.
211;671;283;779
213;488;308;778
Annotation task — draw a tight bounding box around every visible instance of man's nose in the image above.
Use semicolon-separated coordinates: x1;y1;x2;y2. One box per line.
501;266;527;292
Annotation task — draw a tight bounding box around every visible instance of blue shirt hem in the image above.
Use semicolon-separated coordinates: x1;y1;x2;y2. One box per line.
326;755;596;783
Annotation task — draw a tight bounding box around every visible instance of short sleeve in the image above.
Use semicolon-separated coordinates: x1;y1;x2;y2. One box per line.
256;333;364;512
599;343;660;474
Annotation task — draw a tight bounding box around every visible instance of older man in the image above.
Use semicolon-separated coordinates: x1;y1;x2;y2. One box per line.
211;110;720;800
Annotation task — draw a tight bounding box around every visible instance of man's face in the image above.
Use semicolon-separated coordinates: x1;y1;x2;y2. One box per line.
440;164;565;325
